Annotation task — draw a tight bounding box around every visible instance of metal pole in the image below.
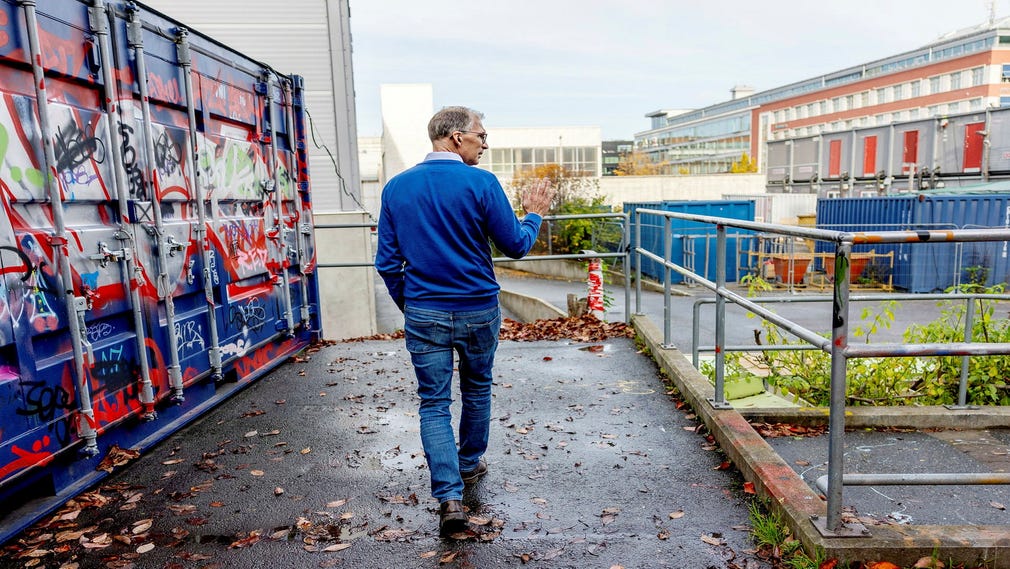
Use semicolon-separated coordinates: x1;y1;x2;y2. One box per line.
176;28;223;381
663;216;672;347
89;0;156;419
711;224;730;409
825;241;852;531
20;0;99;455
957;296;977;407
622;212;630;324
127;5;185;402
634;211;642;315
264;74;296;336
692;300;702;368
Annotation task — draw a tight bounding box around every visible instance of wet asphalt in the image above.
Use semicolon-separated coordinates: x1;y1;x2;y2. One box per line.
0;334;776;569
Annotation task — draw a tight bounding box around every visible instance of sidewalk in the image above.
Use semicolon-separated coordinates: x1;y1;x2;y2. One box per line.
0;336;776;569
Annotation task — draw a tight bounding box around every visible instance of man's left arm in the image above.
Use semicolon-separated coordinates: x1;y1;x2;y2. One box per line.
375;208;406;311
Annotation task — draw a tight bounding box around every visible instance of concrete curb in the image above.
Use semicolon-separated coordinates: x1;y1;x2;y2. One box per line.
498;289;567;322
632;313;1010;568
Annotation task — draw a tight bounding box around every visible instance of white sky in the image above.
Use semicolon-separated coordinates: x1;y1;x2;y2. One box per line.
349;1;1002;140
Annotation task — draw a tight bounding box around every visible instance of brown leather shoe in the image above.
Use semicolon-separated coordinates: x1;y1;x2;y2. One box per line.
439;499;468;536
461;458;487;485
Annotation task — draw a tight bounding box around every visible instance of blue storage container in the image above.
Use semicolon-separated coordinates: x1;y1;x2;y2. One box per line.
625;200;756;284
816;194;1010;292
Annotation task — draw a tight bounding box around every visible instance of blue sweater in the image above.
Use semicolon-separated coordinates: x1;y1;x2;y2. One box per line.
375;158;542;311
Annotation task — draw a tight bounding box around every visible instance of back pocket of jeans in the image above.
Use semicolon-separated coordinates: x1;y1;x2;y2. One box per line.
466;315;500;354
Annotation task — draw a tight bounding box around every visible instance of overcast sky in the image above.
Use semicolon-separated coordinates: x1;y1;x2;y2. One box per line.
349;1;1000;140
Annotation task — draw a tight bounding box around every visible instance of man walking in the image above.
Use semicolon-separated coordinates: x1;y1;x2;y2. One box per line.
375;106;554;536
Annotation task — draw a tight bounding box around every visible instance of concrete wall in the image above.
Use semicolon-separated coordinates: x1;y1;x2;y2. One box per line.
598;173;766;207
314;212;377;340
381;84;433;181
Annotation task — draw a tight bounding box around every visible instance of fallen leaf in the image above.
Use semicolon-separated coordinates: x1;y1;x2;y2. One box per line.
913;557;945;569
700;534;724;546
531;497;548;506
326;499;349;508
132;520;153;534
301;448;312;455
420;551;438;558
322;543;352;552
340;512;354;520
866;563;901;569
542;356;553;361
96;445;141;473
657;529;670;540
743;482;756;494
991;501;1006;510
244;430;258;438
250;470;265;476
714;461;731;470
669;510;685;519
136;543;155;554
439;551;458;563
210;501;225;508
162;459;184;465
229;530;262;548
274;487;285;496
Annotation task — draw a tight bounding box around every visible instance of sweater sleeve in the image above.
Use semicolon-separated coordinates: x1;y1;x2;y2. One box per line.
374;198;406;311
484;181;543;259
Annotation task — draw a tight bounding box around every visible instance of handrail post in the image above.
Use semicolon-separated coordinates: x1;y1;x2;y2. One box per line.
634;211;642;315
623;212;631;324
692;300;702;368
663;216;672;347
955;296;978;408
710;224;732;409
825;241;852;532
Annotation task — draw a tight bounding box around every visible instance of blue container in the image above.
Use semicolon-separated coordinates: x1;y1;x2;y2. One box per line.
625;200;756;284
816;194;1010;292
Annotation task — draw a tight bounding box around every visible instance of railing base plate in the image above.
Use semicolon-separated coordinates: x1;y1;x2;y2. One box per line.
810;515;870;538
706;397;734;410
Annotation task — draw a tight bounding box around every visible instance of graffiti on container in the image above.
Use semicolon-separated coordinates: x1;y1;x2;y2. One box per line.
86;322;115;344
0;364;17;381
207;250;220;285
0;241;60;333
222;221;267;273
175;320;205;354
118;122;147;200
201;140;260;199
0;436;54;479
15;380;74;446
91;345;135;393
147;74;181;105
220;338;249;358
153;130;182;178
228;298;266;334
53;120;105;176
233;338;297;380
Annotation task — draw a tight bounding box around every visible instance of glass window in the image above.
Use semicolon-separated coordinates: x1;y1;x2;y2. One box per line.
972;66;985;86
892;84;904;101
844;95;854;110
927;105;940;116
910;80;921;98
947;101;961;113
875;88;887;104
832;97;843;111
820;100;829;114
950;71;962;90
910;108;920;119
970;98;984;111
929;76;941;93
860;91;870;107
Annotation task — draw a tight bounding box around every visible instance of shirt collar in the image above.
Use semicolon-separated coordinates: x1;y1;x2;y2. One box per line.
424;151;464;163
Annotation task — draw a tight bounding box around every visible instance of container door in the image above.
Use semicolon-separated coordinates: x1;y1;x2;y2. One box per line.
862;135;877;177
902;130;918;175
963;122;985;172
828;140;842;178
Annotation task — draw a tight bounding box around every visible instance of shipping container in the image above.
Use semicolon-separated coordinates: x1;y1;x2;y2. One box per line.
0;0;320;544
625;200;755;283
815;193;1010;292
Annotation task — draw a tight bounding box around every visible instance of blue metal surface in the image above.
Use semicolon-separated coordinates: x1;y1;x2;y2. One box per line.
625;200;756;283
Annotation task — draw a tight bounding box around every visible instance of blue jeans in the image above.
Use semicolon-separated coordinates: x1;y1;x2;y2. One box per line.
404;305;500;503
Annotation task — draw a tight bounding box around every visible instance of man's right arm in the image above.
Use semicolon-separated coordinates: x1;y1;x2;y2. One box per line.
375;204;406;312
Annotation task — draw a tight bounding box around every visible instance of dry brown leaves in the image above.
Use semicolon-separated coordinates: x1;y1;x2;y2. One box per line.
749;422;827;439
343;315;635;343
499;315;635;342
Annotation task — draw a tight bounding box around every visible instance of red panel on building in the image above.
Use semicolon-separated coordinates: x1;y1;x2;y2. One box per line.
828;139;842;178
901;130;918;175
862;135;877;177
963;122;985;172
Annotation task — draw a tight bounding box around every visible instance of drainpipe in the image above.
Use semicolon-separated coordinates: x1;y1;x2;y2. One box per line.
982;107;992;183
176;28;223;381
127;5;185;402
89;0;156;419
263;73;295;336
19;0;99;455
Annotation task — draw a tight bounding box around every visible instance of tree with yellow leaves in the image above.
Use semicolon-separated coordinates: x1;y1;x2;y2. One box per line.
730;152;758;173
613;151;668;176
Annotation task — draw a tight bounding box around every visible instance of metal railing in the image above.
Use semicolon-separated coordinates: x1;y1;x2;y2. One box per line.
315;214;633;323
631;207;1010;536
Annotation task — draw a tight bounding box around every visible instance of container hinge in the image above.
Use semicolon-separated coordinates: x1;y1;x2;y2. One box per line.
74;296;94;364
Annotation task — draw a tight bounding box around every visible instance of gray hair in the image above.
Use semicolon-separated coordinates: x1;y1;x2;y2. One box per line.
428;106;483;141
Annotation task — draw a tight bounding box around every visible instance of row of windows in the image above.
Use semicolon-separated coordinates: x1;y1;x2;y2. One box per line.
769;98;987;139
656;36;995;133
636;114;751;149
772;67;985;123
475;146;598;177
